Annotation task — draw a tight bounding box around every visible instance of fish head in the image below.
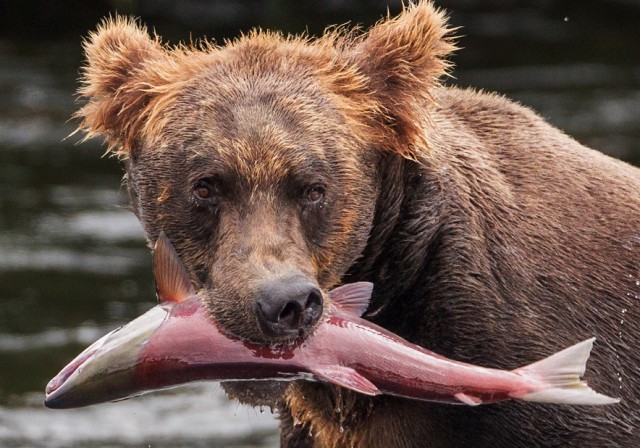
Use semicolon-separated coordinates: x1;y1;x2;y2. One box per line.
45;233;203;408
44;304;170;408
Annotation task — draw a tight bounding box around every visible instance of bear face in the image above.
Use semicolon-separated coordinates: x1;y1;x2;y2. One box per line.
125;64;382;341
76;4;455;343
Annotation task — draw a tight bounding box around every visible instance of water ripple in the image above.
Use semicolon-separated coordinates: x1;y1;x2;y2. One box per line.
0;385;279;448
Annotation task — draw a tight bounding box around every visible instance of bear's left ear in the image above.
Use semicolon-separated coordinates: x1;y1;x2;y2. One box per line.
75;16;183;158
351;2;457;154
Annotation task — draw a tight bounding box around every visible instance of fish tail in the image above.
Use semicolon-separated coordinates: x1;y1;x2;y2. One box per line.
512;338;620;406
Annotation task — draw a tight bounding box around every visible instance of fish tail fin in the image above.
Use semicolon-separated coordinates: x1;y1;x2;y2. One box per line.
512;338;620;406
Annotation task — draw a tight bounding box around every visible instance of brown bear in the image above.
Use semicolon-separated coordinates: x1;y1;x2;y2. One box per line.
74;2;639;447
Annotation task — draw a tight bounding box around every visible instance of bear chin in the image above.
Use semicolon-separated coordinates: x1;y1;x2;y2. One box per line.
220;380;289;409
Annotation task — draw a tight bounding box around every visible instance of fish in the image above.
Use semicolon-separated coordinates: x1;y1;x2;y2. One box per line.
44;233;619;409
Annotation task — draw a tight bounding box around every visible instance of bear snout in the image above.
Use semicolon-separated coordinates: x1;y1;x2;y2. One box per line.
254;278;323;338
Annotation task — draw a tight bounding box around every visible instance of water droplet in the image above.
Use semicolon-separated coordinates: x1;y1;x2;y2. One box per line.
336;407;341;414
635;280;639;286
563;16;569;22
339;425;344;433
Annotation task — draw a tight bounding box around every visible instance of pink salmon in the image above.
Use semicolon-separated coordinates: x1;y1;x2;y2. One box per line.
44;233;619;409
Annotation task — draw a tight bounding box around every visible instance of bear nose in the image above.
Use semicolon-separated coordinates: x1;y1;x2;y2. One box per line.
255;279;323;338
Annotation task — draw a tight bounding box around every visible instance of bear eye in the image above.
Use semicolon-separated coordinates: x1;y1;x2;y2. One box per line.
192;178;219;206
303;184;325;204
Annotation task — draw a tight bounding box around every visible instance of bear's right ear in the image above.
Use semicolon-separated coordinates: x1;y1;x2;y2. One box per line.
75;17;170;158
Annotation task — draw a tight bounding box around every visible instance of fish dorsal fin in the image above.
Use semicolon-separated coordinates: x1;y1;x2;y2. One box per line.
153;232;195;304
310;366;380;396
328;282;373;316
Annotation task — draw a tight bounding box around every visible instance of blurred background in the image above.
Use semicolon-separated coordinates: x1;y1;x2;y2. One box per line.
0;0;638;447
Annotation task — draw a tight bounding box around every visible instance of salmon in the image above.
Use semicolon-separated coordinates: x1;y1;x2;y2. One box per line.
44;233;619;409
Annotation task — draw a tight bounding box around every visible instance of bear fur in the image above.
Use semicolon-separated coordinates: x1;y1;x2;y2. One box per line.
75;2;640;447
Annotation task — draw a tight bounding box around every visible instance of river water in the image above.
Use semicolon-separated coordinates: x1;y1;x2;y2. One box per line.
0;2;638;447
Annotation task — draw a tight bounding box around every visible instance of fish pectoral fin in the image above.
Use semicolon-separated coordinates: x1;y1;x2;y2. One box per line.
327;282;373;316
311;366;380;396
454;392;482;406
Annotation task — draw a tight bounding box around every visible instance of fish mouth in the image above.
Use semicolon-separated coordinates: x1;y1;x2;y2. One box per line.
44;305;170;409
45;345;100;397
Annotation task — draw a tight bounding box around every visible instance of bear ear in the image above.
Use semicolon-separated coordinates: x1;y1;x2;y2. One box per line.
75;16;169;158
351;2;457;155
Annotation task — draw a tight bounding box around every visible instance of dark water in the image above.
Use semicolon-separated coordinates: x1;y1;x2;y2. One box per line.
1;1;638;447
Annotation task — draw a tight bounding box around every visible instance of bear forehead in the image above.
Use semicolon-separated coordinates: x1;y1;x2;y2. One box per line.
173;72;343;143
143;102;350;190
142;53;362;182
158;90;333;165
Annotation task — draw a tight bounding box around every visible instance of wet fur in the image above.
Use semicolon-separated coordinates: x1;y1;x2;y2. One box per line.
76;2;639;447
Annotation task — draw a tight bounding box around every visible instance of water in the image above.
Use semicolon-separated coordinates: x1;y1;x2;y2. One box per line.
1;385;278;448
1;2;639;447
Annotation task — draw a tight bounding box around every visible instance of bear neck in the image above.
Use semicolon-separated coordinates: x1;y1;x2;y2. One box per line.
344;137;531;354
344;151;446;341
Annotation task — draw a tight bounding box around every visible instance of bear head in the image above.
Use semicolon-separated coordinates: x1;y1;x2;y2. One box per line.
75;2;455;343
